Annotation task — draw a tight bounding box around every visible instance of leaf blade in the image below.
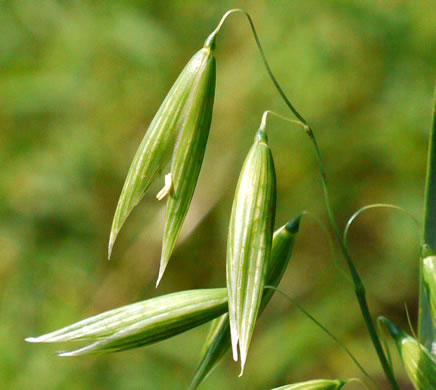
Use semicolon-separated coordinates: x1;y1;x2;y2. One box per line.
420;87;436;352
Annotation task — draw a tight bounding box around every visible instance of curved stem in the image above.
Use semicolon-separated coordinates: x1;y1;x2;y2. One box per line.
210;9;400;389
266;286;378;389
305;109;401;390
259;110;304;131
207;9;306;124
261;111;353;284
344;203;420;250
260;112;351;284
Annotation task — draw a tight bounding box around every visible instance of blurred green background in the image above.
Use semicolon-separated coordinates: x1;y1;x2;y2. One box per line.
0;0;434;389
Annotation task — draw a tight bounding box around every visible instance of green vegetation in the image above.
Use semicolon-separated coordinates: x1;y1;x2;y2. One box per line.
1;1;435;389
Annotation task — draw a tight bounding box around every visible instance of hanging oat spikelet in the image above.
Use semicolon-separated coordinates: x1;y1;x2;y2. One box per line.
381;317;436;389
109;37;216;261
270;379;348;390
226;114;277;374
190;216;301;389
26;289;227;356
157;40;216;285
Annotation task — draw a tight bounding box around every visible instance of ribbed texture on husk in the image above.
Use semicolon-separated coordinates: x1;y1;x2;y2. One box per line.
382;317;436;389
423;256;436;324
158;47;216;285
189;216;301;389
226;128;276;373
26;289;227;356
108;47;215;259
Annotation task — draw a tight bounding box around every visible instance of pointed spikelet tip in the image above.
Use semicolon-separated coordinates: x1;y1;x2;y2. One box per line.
285;214;302;234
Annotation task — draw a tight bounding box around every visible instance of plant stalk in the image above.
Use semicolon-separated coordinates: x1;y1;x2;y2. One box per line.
267;286;377;389
210;9;400;389
306;132;399;390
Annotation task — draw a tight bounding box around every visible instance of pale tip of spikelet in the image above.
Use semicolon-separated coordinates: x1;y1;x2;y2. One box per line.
57;350;76;357
229;319;239;361
57;345;90;357
108;234;115;260
25;337;38;343
238;350;247;377
156;263;166;287
230;336;239;361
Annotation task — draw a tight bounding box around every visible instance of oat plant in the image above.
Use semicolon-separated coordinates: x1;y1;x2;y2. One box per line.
27;9;435;390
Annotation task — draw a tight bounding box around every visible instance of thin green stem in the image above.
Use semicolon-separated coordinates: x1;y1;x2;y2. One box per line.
321;189;400;390
376;317;394;371
404;302;418;340
307;110;400;390
206;10;307;125
259;110;303;131
261;111;352;283
344;203;420;250
301;210;352;284
209;9;400;389
266;286;377;389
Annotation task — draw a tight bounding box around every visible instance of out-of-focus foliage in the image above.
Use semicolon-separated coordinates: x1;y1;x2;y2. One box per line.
0;1;434;389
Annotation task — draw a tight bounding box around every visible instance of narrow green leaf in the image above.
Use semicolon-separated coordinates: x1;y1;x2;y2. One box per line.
270;379;347;390
189;216;301;389
108;45;215;259
157;43;216;285
420;87;436;351
381;317;436;389
227;126;277;373
26;289;227;356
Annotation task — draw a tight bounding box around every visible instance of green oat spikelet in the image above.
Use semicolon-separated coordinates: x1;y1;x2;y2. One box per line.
189;216;301;389
157;38;216;285
381;317;436;389
227;117;277;374
423;256;436;323
108;37;216;260
270;379;348;390
189;313;231;390
26;289;227;356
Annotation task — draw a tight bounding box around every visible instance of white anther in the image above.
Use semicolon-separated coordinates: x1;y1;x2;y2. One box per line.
156;173;172;200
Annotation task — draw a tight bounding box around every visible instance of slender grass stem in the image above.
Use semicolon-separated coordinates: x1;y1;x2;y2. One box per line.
344;203;420;250
301;210;352;284
376;317;394;372
210;9;400;389
259;110;303;131
260;111;351;283
265;286;377;389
